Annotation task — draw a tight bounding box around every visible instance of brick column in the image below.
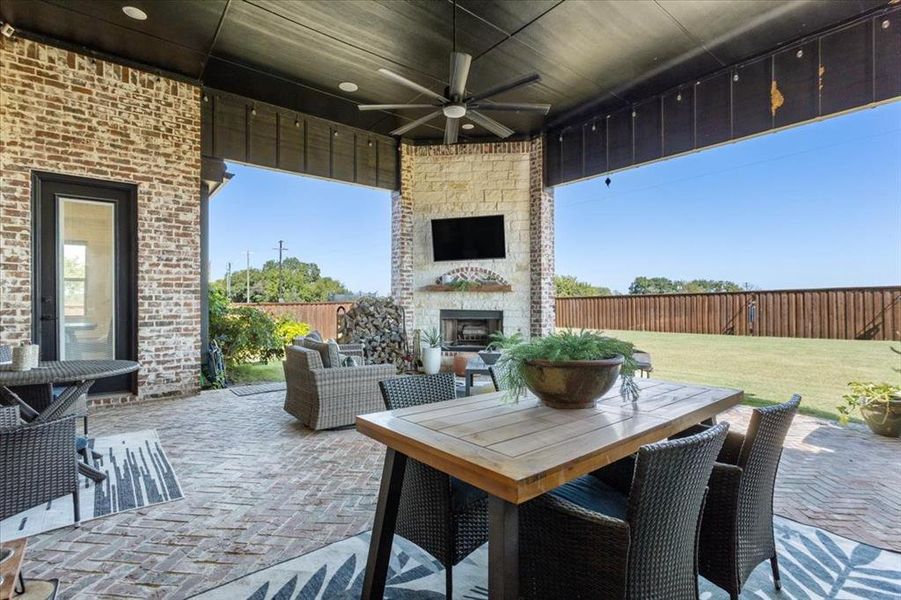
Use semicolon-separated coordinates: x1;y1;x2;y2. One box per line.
529;135;555;336
390;144;415;334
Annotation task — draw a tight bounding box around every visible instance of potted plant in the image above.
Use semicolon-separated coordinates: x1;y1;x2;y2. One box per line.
420;327;443;375
499;330;639;409
479;330;524;365
838;382;901;437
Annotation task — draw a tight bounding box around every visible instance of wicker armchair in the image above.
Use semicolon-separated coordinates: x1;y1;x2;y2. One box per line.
519;422;729;599
1;411;80;523
694;395;801;599
378;373;489;600
283;345;395;430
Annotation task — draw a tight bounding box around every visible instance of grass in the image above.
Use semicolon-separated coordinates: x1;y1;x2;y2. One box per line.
227;361;285;385
598;329;900;421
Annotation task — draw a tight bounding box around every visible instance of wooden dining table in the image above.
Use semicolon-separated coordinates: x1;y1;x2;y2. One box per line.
357;377;742;599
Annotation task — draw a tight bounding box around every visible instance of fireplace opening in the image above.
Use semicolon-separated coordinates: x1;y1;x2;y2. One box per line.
440;310;503;351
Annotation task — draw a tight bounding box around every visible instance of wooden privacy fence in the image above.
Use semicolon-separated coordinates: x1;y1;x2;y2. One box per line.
240;302;352;340
556;287;901;341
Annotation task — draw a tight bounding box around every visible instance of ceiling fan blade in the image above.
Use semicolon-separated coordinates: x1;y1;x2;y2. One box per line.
444;117;460;144
448;52;472;99
390;110;444;136
377;68;448;103
467;111;514;139
468;102;551;114
467;73;541;103
358;104;437;111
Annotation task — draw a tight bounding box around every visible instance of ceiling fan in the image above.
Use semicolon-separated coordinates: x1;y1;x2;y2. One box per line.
356;4;550;144
358;57;550;144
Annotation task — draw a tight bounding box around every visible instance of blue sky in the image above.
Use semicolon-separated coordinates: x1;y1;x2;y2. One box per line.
210;102;900;294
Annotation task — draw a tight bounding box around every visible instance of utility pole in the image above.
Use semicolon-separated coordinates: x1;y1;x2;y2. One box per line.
273;240;288;302
225;262;232;299
243;250;253;303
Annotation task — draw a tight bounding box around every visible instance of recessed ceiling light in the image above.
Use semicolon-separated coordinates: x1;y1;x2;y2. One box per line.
122;6;148;20
338;82;358;92
461;123;474;130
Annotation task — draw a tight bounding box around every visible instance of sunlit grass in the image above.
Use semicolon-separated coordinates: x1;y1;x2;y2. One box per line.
599;329;900;421
228;361;285;385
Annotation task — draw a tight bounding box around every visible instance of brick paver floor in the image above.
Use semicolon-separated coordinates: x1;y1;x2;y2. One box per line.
20;388;900;599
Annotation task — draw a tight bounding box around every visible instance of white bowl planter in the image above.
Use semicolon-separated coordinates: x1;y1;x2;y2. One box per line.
421;346;442;375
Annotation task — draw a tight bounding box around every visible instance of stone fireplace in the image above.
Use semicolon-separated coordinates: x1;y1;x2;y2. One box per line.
390;139;555;350
440;310;503;351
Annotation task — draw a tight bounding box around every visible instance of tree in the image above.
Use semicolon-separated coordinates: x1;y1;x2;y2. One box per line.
628;276;748;295
213;256;349;302
555;275;613;297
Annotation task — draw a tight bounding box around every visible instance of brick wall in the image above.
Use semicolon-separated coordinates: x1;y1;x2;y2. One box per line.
0;38;202;400
391;139;555;340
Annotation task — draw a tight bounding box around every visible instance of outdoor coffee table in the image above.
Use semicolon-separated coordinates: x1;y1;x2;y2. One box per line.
463;356;491;395
0;360;140;481
357;377;742;599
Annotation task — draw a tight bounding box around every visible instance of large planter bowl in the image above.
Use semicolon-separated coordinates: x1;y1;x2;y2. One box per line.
860;398;901;437
521;356;623;409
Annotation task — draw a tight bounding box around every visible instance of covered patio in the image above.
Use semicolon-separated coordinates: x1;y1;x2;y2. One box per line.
1;1;900;599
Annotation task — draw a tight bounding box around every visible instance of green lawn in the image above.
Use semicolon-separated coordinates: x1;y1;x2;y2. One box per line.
601;330;900;421
227;361;285;385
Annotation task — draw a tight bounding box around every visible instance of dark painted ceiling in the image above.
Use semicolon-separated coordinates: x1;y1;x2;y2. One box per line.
1;0;889;141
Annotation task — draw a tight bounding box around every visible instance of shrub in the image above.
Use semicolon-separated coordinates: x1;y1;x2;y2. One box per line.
276;317;311;346
209;290;281;367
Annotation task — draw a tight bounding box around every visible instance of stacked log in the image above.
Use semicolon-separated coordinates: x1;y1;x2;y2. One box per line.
337;297;408;369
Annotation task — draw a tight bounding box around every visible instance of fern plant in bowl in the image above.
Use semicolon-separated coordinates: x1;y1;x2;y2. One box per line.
499;330;638;408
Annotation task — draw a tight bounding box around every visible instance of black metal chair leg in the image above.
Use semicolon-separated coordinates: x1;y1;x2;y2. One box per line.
445;563;453;599
362;449;408;600
83;415;88;435
73;489;80;523
15;571;26;594
78;459;106;482
771;555;782;590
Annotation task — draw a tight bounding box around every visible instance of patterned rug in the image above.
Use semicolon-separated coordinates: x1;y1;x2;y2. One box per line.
231;382;287;397
1;429;183;541
191;516;901;599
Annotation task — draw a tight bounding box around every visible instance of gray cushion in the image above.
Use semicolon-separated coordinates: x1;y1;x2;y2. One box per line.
337;353;362;367
306;330;323;342
302;338;332;368
326;340;342;368
550;475;628;520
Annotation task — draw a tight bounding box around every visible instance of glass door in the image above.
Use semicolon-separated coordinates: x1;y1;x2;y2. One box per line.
35;173;137;394
58;198;116;361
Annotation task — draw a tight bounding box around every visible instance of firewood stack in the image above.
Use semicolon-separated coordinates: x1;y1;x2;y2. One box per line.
337;297;408;369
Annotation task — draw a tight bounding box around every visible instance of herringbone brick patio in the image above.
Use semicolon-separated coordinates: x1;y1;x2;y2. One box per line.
19;388;900;599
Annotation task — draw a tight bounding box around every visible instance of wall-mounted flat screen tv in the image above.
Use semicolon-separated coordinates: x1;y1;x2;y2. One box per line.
431;215;506;261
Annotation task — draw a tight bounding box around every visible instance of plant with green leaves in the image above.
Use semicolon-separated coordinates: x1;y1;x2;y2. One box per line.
499;329;639;401
837;382;901;426
275;317;311;347
486;330;524;351
421;327;442;348
448;279;476;291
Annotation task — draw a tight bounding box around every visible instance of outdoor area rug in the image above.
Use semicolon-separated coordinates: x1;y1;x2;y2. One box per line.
231;382;287;397
191;516;901;599
0;429;183;541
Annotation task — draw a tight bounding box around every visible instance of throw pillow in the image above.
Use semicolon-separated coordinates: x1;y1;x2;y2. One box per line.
337;353;361;368
307;330;323;341
326;340;342;369
302;338;332;368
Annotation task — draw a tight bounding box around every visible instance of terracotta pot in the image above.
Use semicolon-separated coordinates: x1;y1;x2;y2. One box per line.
521;356;623;409
860;398;901;437
453;352;477;377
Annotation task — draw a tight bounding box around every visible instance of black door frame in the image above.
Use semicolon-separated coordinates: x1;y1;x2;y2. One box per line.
31;171;139;394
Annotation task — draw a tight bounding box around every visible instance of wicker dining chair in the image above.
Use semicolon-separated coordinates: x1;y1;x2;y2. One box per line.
0;412;80;523
378;373;489;600
488;364;507;391
695;394;801;599
519;422;729;600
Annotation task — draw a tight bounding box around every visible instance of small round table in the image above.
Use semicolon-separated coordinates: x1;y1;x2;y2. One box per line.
0;360;140;482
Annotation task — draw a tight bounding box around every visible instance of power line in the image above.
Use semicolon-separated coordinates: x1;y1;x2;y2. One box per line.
243;250;253;303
